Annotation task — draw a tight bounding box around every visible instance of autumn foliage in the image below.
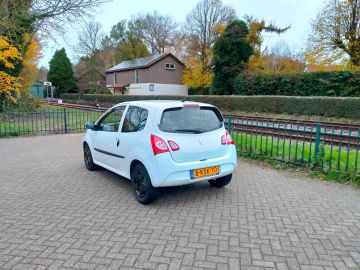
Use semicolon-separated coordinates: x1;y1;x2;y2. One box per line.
182;54;213;90
0;36;22;104
19;34;41;94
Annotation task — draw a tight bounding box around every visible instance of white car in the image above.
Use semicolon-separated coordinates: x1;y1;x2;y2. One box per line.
83;100;237;204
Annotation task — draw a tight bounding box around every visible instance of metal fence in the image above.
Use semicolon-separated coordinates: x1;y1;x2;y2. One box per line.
226;116;360;175
0;108;359;176
0;108;103;137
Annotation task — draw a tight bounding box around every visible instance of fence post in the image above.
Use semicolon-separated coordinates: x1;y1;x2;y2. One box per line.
63;108;68;133
314;123;321;158
227;116;233;135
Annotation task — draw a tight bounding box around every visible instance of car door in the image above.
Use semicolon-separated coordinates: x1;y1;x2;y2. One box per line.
117;105;149;175
91;105;126;171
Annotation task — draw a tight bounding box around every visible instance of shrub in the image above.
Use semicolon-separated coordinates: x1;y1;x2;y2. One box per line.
5;95;43;112
234;71;360;97
188;87;210;95
60;94;360;119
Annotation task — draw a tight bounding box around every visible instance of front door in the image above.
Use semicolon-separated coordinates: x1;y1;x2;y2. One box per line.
91;106;126;171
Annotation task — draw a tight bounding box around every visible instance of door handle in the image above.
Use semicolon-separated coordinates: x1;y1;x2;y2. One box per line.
116;138;120;147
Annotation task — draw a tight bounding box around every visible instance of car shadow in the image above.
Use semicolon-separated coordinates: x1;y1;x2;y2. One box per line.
93;168;228;206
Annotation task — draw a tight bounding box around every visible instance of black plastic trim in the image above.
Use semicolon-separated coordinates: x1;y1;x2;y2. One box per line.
94;148;125;159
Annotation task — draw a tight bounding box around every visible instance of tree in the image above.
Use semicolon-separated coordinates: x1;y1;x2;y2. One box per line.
109;20;149;62
1;0;107;41
115;33;149;61
47;48;77;95
304;48;348;71
185;0;236;68
182;52;214;91
263;43;305;73
109;20;128;46
19;33;42;94
0;0;107;99
37;66;48;82
308;0;360;67
245;16;290;73
0;1;34;46
130;11;178;54
0;36;22;106
213;20;253;95
77;21;105;91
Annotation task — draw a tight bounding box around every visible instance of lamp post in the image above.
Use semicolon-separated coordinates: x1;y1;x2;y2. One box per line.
43;81;52;102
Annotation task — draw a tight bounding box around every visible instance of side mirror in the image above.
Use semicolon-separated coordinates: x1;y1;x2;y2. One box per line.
85;121;95;130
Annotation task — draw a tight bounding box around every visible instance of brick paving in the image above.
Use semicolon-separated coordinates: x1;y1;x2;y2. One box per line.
0;134;360;270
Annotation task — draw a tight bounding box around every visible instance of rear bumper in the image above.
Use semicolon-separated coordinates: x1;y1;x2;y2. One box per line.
147;145;237;187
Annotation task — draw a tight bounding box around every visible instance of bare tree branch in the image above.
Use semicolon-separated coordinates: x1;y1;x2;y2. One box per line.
184;0;236;67
0;0;108;41
131;11;178;54
308;0;360;66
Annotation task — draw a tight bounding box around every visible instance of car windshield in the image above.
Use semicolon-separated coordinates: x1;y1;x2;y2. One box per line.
159;106;223;134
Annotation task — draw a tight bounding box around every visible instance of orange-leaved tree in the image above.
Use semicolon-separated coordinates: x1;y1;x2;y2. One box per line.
304;47;350;72
182;52;213;92
19;34;41;94
0;36;22;106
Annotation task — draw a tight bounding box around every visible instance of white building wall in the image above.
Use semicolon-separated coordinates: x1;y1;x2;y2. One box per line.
126;83;188;96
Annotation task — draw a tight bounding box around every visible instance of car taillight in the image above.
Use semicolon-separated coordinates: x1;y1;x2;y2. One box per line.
168;140;180;151
151;134;169;155
221;130;234;145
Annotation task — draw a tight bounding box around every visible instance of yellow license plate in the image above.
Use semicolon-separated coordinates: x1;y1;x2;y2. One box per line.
191;166;219;179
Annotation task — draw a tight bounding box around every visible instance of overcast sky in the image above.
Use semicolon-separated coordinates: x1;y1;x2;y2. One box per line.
40;0;325;67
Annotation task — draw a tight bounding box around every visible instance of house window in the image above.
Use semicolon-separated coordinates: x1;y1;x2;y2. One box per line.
114;73;117;84
135;69;139;83
165;63;175;70
149;84;154;91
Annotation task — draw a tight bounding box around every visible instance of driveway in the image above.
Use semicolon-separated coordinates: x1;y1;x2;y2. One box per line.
0;134;359;270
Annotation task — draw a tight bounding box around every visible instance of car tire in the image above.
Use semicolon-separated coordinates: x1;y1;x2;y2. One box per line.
208;174;232;188
83;143;98;171
131;164;159;205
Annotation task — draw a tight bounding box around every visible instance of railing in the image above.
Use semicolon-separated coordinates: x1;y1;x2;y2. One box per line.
0;108;359;177
225;116;360;176
0;108;104;137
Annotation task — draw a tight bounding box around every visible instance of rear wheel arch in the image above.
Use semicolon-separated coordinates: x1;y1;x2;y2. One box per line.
130;159;144;176
130;162;159;204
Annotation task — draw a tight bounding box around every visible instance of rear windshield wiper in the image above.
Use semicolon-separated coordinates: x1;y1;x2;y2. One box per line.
173;129;203;134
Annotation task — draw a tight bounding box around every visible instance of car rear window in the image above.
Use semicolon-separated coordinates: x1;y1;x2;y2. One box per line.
159;106;223;134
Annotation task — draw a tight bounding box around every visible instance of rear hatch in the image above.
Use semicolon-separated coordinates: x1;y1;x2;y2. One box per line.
158;105;227;163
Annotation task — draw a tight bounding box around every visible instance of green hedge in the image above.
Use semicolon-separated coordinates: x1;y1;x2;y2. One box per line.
61;94;360;119
234;71;360;96
188;87;210;95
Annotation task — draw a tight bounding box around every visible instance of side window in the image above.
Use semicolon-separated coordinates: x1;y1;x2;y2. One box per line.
122;106;148;133
98;106;125;132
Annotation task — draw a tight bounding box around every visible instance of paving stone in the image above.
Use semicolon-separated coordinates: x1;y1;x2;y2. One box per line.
0;134;359;269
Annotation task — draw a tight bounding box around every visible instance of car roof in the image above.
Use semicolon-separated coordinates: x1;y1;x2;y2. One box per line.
111;100;215;110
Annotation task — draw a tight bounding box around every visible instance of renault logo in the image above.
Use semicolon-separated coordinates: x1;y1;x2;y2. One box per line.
199;139;204;145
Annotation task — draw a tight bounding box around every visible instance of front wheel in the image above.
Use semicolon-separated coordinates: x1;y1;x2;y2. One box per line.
131;164;159;204
208;174;232;188
83;143;98;171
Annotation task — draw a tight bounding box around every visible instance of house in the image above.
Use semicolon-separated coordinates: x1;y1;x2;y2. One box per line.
105;53;188;95
30;80;45;98
74;61;106;94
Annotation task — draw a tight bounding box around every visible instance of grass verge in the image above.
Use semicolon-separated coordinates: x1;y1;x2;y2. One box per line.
234;132;360;187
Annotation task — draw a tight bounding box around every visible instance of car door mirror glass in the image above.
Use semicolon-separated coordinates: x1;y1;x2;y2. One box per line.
85;121;95;130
